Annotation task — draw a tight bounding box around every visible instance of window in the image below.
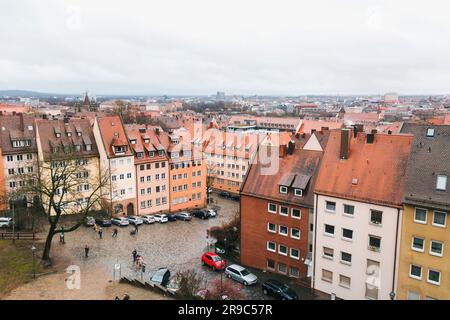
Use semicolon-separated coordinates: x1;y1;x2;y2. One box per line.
291;208;301;219
427;269;441;285
426;128;435;137
267;241;276;252
321;269;333;283
409;264;422;280
290;248;300;260
325;201;336;212
268;203;277;213
294;189;303;197
7;155;13;162
324;224;335;236
342;228;353;241
291;228;300;239
289;267;299;278
436;175;447;191
140;201;145;209
279;225;288;236
414;208;427;224
340;252;352;265
430;241;443;257
339;275;351;288
368;235;381;252
323;247;334;259
278;263;287;274
370;210;383;225
279;206;289;216
267;222;276;233
411;236;425;252
433;211;446;227
127;173;132;179
278;244;288;256
267;259;275;270
343;204;354;216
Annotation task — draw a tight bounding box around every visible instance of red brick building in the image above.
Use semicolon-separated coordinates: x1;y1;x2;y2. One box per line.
240;130;329;283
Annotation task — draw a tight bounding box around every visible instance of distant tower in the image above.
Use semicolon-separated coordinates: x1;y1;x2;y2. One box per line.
82;91;91;110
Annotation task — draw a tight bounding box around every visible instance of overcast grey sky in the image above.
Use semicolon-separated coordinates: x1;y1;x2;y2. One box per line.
1;0;449;95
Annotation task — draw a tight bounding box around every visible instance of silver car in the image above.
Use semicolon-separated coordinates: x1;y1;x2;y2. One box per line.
0;217;12;228
225;264;258;286
128;216;144;226
140;215;156;224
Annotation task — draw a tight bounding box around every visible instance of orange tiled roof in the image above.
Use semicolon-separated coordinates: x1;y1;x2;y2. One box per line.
97;116;132;157
314;130;413;207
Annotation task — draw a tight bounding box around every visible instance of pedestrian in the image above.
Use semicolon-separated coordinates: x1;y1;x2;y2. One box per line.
60;231;65;244
132;249;137;263
84;245;90;258
112;228;118;238
135;224;139;234
99;227;103;239
123;293;130;300
93;224;98;232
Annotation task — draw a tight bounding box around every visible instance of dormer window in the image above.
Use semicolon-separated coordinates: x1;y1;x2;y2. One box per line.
426;128;435;137
279;186;288;194
85;144;92;151
67;132;72;137
158;151;164;156
436;175;447;191
130;139;136;145
137;152;144;159
294;189;303;197
75;145;81;152
114;146;126;154
144;138;150;144
149;151;155;157
12;140;31;148
52;147;59;154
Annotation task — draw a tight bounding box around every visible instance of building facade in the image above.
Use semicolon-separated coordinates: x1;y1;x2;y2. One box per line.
313;129;413;300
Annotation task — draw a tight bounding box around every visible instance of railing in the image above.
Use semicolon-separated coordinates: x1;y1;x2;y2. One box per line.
0;232;36;240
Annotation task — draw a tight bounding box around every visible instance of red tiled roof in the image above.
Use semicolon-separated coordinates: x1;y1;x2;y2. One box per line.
97;116;132;157
314;130;413;207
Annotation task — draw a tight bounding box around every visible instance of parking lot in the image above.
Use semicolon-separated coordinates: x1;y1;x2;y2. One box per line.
43;194;275;299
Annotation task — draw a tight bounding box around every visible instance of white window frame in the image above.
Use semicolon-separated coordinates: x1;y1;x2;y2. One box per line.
294;189;303;197
411;236;425;252
427;269;441;286
322;247;334;260
279;225;288;236
325;201;336;213
324;224;335;237
279;206;289;216
341;228;353;242
267;222;277;233
432;211;446;228
291;208;301;219
290;248;300;260
368;235;381;252
340;252;352;265
339;275;351;289
278;244;288;256
343;204;355;217
436;175;447;191
409;264;422;280
279;186;288;194
429;240;444;257
268;203;277;214
267;241;276;252
414;207;427;224
291;228;300;240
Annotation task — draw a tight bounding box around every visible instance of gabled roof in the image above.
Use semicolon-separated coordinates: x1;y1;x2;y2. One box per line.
400;123;450;211
97;116;132;158
0;114;37;155
314;130;413;207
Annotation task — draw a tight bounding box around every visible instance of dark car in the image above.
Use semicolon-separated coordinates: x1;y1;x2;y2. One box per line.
174;212;192;221
262;279;298;300
219;191;231;198
150;268;171;287
191;210;209;220
230;194;240;201
95;218;112;227
167;214;177;222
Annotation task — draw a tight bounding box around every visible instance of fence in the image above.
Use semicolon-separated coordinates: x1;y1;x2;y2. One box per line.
0;232;37;240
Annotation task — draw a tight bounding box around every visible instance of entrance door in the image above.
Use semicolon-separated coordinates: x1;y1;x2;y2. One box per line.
127;203;134;216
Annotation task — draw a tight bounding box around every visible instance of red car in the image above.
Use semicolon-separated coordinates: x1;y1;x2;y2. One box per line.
201;252;226;271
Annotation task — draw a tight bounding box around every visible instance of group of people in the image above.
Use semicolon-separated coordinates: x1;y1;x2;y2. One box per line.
132;249;145;271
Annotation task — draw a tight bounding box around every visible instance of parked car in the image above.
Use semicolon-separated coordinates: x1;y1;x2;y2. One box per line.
84;216;95;227
128;216;144;226
153;214;168;223
167;214;177;222
207;187;213;194
231;195;240;201
111;217;130;226
0;217;12;228
225;264;258;286
262;279;298;300
150;267;171;287
140;215;156;224
95;218;112;227
191;210;209;220
206;209;217;218
219;191;231;198
174;212;192;221
201;252;226;271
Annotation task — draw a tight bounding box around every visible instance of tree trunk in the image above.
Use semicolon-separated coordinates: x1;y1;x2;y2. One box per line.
42;223;56;264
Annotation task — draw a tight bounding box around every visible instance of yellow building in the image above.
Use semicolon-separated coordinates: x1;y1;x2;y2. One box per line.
397;124;450;300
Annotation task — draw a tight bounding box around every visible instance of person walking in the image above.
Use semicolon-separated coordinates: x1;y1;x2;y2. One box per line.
135;223;139;234
98;227;103;239
112;228;118;238
60;229;65;244
84;245;90;258
132;249;137;263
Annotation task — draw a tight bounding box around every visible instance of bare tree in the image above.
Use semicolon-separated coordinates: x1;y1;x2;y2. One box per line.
11;153;110;265
174;269;205;300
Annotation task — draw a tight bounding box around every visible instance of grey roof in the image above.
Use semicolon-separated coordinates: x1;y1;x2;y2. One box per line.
400;123;450;211
292;174;312;190
279;173;296;187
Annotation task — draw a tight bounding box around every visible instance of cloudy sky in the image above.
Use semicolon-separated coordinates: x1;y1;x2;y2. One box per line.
0;0;449;95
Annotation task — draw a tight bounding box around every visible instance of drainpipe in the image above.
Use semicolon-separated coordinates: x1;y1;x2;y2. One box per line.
391;207;400;300
312;193;319;297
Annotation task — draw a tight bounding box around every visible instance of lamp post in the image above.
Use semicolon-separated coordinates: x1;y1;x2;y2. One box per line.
31;244;37;278
11;201;15;244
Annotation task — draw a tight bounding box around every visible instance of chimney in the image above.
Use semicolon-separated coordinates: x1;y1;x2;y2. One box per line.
353;124;364;138
371;129;378;134
279;144;287;158
340;129;350;160
287;141;295;155
321;126;329;132
366;133;375;144
63;116;69;125
155;127;160;135
311;129;316;134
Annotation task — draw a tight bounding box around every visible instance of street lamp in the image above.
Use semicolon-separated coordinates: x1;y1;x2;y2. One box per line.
31;244;37;278
389;291;396;300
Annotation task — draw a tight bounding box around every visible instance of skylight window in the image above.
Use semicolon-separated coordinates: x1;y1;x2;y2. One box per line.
436;175;447;191
426;128;435;137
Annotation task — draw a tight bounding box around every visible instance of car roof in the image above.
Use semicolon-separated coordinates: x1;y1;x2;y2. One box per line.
204;252;217;256
227;264;245;271
265;279;283;286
